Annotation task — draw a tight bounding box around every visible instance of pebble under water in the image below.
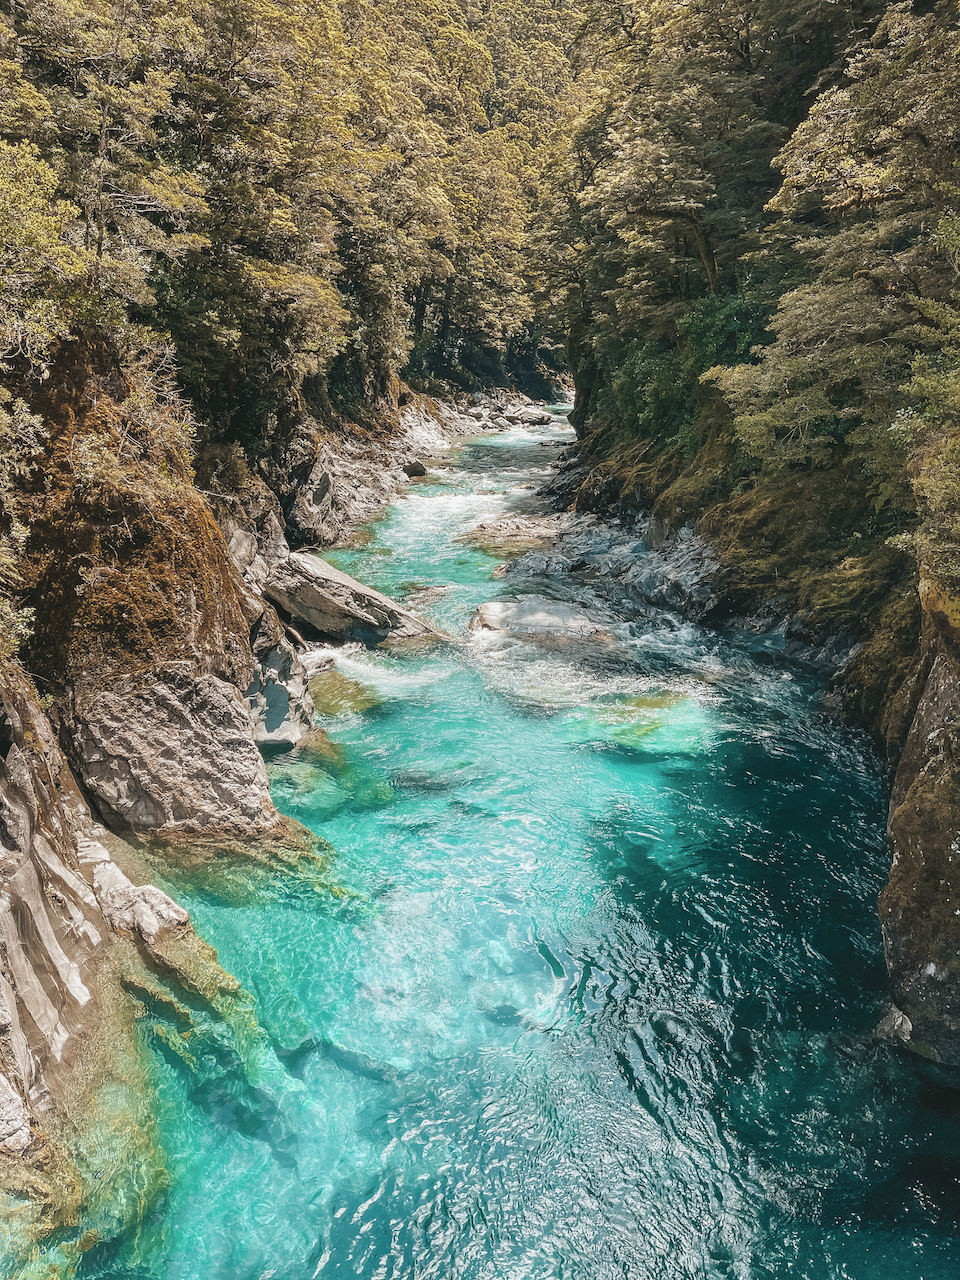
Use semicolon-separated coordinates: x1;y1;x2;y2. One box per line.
80;415;960;1280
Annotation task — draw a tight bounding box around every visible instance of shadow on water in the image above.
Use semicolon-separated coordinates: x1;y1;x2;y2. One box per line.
821;1153;960;1236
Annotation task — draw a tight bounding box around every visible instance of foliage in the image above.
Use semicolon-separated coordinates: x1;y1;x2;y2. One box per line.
2;0;960;655
1;0;588;448
0;391;45;657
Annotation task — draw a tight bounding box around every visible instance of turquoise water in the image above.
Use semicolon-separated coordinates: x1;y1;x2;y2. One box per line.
81;417;960;1279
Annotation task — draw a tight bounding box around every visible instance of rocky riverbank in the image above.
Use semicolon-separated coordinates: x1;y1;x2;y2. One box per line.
0;352;521;1264
522;437;960;1074
3;378;954;1268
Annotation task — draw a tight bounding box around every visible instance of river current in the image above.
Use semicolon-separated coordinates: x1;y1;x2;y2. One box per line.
81;414;960;1279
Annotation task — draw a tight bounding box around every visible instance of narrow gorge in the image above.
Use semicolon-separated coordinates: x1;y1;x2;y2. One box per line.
2;0;960;1275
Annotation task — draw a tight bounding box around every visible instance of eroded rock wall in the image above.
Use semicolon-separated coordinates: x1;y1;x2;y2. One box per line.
879;590;960;1066
0;663;193;1237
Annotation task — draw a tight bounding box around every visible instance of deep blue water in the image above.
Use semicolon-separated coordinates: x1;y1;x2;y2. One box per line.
76;414;960;1279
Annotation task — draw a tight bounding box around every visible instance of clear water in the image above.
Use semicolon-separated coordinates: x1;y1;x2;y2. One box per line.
80;416;960;1280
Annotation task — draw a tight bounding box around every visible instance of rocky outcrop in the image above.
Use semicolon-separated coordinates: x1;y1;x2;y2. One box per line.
11;338;303;839
245;606;314;745
463;390;564;431
213;473;291;597
0;666;182;1234
62;663;281;839
256;397;477;549
459;512;584;559
0;659;319;1265
473;596;614;643
879;595;960;1067
265;551;443;645
0;668;107;1132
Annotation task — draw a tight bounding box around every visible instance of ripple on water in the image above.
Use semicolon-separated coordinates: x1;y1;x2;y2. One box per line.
73;418;960;1280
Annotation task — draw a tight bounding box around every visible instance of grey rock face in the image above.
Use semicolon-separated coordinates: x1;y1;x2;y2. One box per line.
879;632;960;1065
619;528;721;615
260;431;409;548
504;523;719;617
473;596;613;642
265;552;442;645
212;477;291;596
245;607;315;745
0;664;181;1168
0;673;106;1127
79;835;188;945
254;400;479;549
67;663;279;838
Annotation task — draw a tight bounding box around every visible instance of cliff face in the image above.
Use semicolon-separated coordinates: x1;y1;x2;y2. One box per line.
0;662;186;1241
15;339;312;837
0;332;476;1260
0;662;334;1266
545;425;960;1067
879;583;960;1067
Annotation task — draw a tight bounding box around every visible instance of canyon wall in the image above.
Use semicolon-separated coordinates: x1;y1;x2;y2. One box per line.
546;438;960;1069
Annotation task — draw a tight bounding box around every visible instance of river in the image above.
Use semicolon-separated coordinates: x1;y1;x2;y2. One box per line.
81;412;960;1280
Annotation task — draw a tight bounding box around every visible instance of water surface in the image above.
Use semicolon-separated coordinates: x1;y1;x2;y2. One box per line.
81;414;960;1280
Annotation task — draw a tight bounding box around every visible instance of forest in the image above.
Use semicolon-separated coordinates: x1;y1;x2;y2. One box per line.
2;0;960;1271
0;0;958;733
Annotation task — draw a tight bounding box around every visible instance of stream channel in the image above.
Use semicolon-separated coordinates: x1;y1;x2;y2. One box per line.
86;413;960;1279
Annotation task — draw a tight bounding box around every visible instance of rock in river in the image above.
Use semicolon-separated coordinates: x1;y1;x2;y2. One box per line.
265;551;443;645
472;596;614;644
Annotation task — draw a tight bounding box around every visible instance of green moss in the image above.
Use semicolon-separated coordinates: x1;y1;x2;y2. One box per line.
127;816;346;909
14;339;252;693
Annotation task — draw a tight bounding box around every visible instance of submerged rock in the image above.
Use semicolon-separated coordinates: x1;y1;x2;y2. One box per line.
265;551;444;645
269;760;351;818
309;666;382;715
393;764;481;791
472;596;615;644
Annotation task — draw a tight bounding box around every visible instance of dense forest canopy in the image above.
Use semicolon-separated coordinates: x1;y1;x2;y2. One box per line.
1;0;960;709
0;0;589;436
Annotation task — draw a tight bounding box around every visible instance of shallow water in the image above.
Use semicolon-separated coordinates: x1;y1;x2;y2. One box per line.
80;414;960;1279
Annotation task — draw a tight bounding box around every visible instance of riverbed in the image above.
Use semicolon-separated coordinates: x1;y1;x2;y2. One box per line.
85;413;960;1279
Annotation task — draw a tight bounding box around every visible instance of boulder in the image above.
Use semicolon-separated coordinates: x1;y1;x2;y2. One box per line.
458;512;579;559
264;552;443;645
472;596;613;643
402;459;427;478
66;663;280;839
503;406;554;426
